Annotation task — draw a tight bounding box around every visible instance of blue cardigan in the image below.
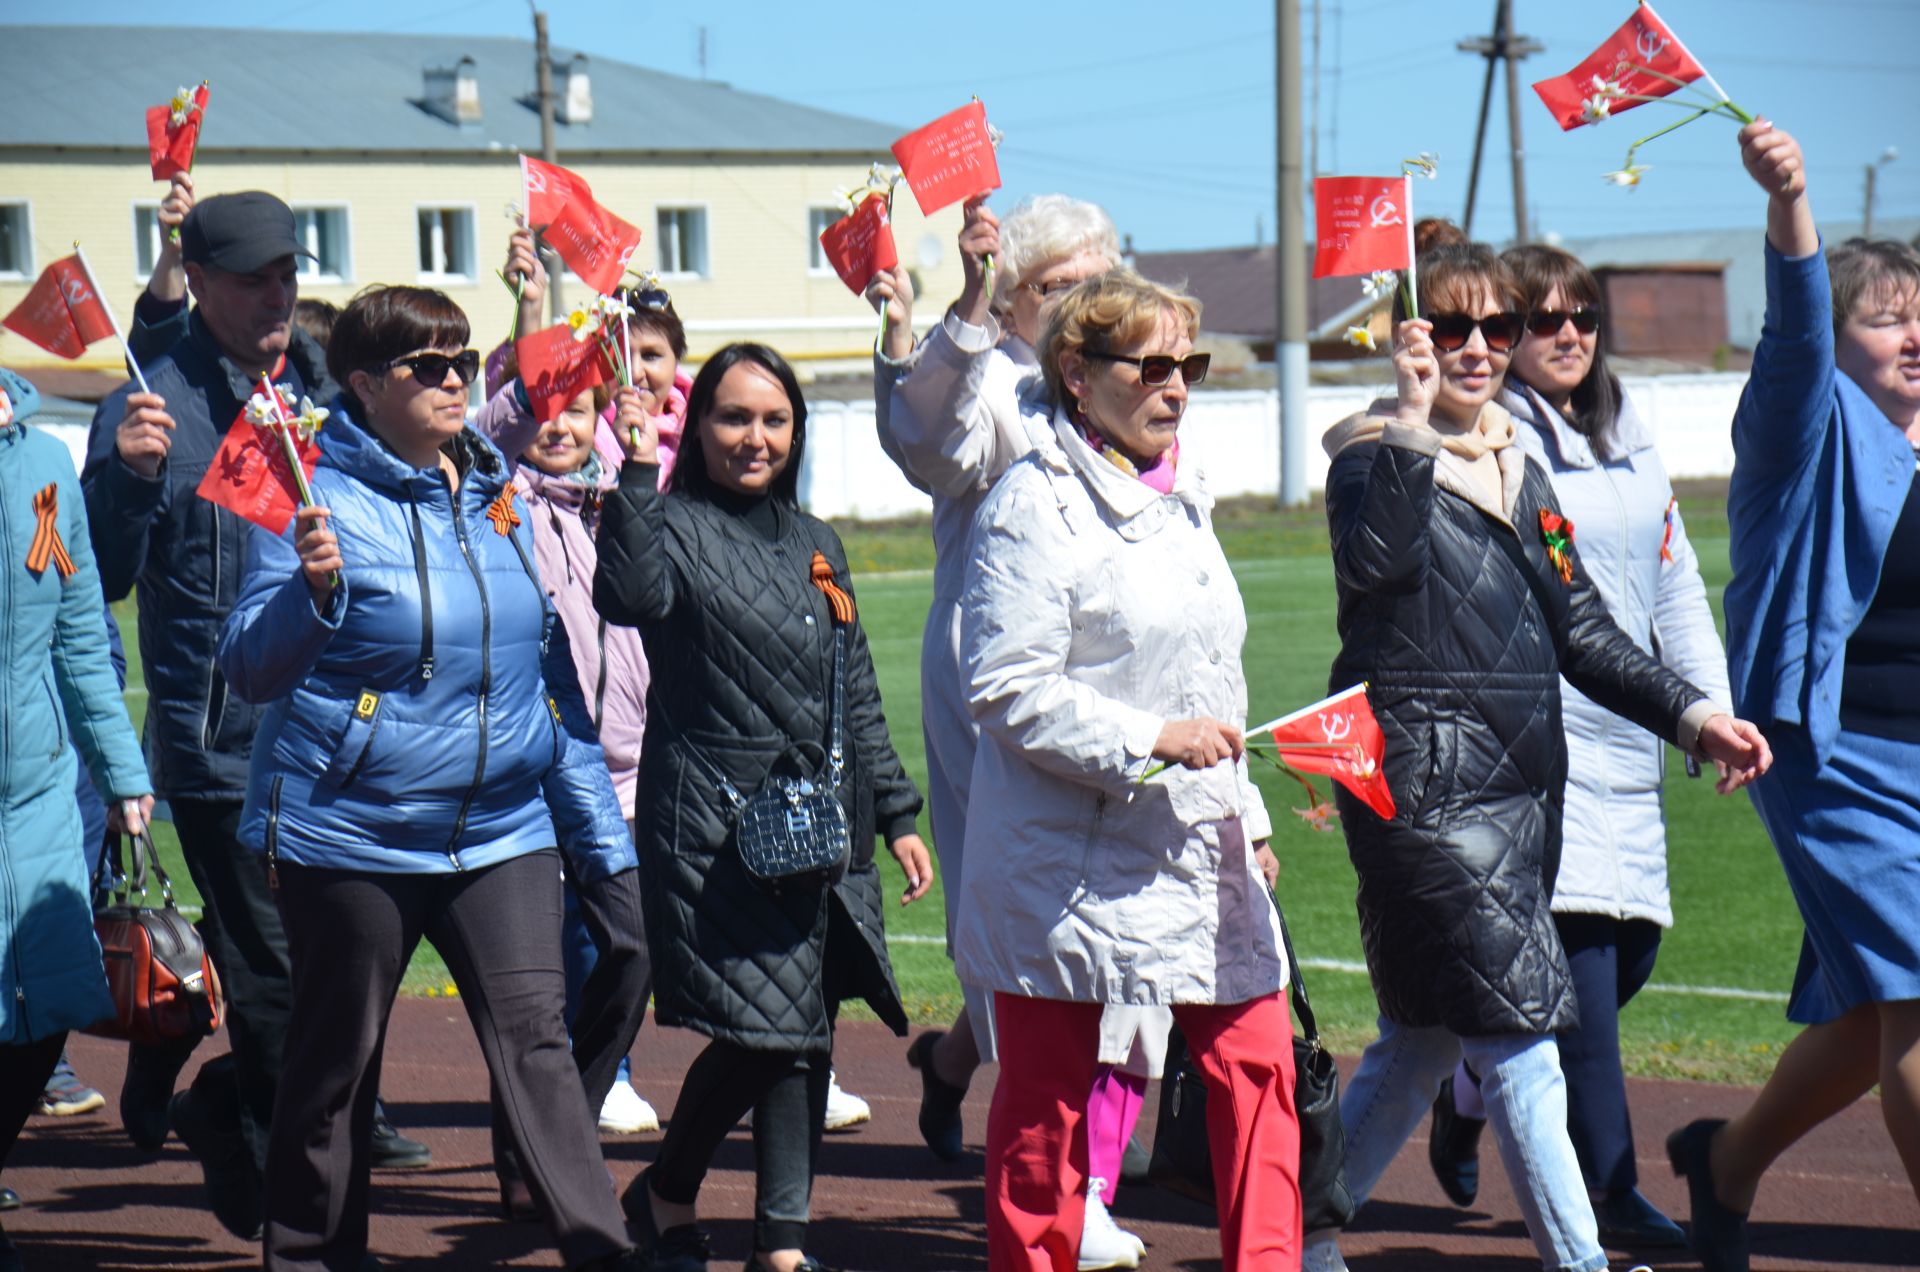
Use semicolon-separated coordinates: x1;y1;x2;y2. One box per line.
1723;243;1917;761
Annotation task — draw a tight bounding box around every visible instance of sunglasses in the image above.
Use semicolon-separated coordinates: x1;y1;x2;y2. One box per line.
1023;276;1084;300
1524;307;1603;336
382;349;481;387
1424;312;1525;353
1083;351;1211;387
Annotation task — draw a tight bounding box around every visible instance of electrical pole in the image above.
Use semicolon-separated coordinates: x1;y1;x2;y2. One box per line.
532;7;563;319
1277;0;1309;508
1458;0;1542;242
1865;148;1899;238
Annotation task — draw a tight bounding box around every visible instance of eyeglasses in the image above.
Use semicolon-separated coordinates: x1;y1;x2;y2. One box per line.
1023;277;1083;299
1524;307;1603;337
1424;312;1525;353
1083;351;1211;387
381;349;481;387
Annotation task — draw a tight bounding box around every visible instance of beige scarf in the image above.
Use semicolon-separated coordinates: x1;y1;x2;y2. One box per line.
1323;398;1526;525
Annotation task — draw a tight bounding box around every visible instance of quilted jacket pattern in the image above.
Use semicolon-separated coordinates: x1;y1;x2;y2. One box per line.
1325;421;1704;1035
595;465;921;1052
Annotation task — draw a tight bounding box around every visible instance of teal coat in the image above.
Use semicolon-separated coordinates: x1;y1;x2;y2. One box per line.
0;415;150;1044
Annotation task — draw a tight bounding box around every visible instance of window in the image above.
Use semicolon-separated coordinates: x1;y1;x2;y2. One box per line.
0;204;30;279
416;206;475;281
293;206;351;282
131;204;162;279
656;207;709;278
807;206;841;274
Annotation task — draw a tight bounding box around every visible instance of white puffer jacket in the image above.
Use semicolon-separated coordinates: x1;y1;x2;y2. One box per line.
955;401;1287;1006
1503;382;1731;926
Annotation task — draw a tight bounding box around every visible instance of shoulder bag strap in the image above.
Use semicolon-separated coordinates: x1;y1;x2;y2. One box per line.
1271;892;1321;1045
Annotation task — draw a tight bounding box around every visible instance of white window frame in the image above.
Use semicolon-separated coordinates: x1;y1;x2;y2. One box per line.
0;201;33;281
414;202;478;284
654;203;711;280
806;205;844;277
130;201;162;282
292;203;353;285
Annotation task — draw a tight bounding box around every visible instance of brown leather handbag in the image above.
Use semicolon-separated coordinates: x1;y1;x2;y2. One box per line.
85;831;223;1045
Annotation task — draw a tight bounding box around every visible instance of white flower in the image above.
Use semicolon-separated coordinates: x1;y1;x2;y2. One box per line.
293;396;329;442
594;292;635;322
1603;165;1650;187
1581;95;1612;124
567;305;602;342
1403;151;1439;179
245;384;291;427
1595;77;1627;99
1344;325;1377;351
168;86;200;128
985;121;1006;150
1360;270;1398;302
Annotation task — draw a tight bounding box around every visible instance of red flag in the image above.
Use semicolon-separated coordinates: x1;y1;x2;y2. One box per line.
520;155;642;294
1312;176;1412;279
1532;3;1707;131
818;194;900;296
146;83;210;181
2;256;116;360
891;101;1002;217
515;322;616;424
1264;684;1396;820
194;393;321;535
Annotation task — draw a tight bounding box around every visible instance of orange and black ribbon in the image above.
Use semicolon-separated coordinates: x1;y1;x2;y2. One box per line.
809;551;855;625
26;483;76;580
486;490;522;537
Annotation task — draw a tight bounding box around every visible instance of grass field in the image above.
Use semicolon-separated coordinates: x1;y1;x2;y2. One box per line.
114;481;1807;1085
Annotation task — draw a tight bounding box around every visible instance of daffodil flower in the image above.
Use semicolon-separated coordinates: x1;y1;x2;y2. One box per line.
1581;95;1613;124
168;86;200;128
595;292;636;323
1403;152;1439;180
986;121;1006;150
1361;270;1398;302
1603;165;1649;187
292;396;329;442
567;305;601;342
245;384;293;428
1345;326;1377;351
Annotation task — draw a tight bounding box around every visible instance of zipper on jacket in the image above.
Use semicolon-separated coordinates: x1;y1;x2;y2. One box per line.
0;469;21;1031
338;696;382;789
407;497;436;681
265;774;284;891
201;510;225;749
445;482;492;870
592;617;609;730
41;674;64;758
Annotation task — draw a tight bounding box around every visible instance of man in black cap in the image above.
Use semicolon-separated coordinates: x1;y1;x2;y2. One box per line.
83;191;429;1242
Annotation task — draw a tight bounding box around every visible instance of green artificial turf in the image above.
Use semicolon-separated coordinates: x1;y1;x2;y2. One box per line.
114;482;1811;1082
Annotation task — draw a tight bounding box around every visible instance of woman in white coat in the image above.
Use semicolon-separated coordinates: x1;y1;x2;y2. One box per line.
958;270;1300;1272
1425;243;1732;1250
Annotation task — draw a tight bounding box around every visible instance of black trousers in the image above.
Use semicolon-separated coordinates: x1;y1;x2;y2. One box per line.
0;1033;67;1175
1555;912;1663;1194
129;797;292;1173
266;850;628;1272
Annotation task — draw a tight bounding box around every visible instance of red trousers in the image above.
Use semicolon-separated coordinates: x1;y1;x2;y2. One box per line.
987;992;1301;1272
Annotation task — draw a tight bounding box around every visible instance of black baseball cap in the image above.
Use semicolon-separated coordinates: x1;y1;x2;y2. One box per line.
180;192;316;273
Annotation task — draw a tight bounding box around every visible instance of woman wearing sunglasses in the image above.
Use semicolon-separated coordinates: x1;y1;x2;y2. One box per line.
1422;243;1730;1251
1305;233;1771;1272
1666;123;1920;1272
957;270;1299;1271
218;286;645;1271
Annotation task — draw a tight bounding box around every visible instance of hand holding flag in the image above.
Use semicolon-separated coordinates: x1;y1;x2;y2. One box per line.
518;156;644;296
194;378;326;538
1313;154;1437;334
892;100;1004;298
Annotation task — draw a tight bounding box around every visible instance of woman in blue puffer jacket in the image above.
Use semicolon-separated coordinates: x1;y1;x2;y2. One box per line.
0;365;153;1269
216;289;642;1272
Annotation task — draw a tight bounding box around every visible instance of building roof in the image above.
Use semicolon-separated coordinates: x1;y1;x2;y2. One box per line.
1132;245;1370;343
0;25;903;157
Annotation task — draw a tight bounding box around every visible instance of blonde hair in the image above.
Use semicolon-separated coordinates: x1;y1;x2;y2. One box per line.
994;194;1123;315
1039;270;1202;409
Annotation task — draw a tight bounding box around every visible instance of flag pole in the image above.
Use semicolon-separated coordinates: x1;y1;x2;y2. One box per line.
73;242;150;396
1403;175;1419;317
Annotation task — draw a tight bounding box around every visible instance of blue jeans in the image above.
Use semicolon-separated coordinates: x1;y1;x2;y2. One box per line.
1303;1017;1605;1272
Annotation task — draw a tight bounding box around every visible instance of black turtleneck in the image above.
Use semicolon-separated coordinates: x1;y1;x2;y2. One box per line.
705;483;783;544
1841;451;1920;742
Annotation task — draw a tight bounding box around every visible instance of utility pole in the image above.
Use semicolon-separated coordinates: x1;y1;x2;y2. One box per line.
532;6;563;319
1309;0;1322;181
1276;0;1309;508
1865;147;1899;238
1458;0;1542;242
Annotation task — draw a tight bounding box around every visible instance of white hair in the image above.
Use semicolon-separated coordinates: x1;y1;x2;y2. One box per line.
993;194;1123;313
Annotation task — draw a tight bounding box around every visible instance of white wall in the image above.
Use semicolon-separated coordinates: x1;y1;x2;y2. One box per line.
41;372;1750;522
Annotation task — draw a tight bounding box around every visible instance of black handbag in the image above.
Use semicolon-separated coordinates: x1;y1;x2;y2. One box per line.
1148;899;1355;1232
684;627;851;889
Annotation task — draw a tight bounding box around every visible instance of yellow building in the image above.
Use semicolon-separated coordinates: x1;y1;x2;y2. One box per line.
0;24;967;381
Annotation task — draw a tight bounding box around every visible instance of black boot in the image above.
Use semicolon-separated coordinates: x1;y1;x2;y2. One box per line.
370;1098;432;1171
169;1084;263;1241
1427;1076;1485;1208
905;1031;968;1162
120;1038;192;1154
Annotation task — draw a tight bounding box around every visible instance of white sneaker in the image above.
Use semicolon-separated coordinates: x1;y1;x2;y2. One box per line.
1079;1177;1144;1269
823;1070;871;1132
597;1078;659;1134
1301;1235;1350;1272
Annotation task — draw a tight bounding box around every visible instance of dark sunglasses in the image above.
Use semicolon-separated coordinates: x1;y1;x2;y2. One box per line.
381;349;481;387
1424;312;1525;353
1524;307;1603;337
1084;351;1211;387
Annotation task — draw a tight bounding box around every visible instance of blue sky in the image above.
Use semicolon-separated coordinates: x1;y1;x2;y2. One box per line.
35;0;1920;250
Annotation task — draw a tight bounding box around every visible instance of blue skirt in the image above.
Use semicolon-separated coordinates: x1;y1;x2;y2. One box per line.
1748;723;1920;1024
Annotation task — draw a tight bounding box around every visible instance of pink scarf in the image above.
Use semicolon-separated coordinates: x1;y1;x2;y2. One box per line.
1083;424;1179;494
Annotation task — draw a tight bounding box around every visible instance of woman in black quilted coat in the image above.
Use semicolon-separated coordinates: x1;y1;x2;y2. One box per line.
1299;238;1771;1272
594;342;932;1272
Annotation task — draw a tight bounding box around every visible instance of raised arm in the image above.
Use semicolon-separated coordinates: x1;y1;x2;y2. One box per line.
217;505;347;704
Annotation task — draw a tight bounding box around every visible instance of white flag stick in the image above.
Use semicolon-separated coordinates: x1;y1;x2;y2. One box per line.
72;242;150;396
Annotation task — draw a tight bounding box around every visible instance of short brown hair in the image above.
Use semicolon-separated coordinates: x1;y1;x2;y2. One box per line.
292;298;338;350
328;286;470;407
1399;241;1523;321
1828;237;1920;334
1039;270;1201;410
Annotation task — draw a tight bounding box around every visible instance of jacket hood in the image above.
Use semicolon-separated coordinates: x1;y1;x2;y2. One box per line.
1499;381;1652;469
319;394;510;503
516;448;615;512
